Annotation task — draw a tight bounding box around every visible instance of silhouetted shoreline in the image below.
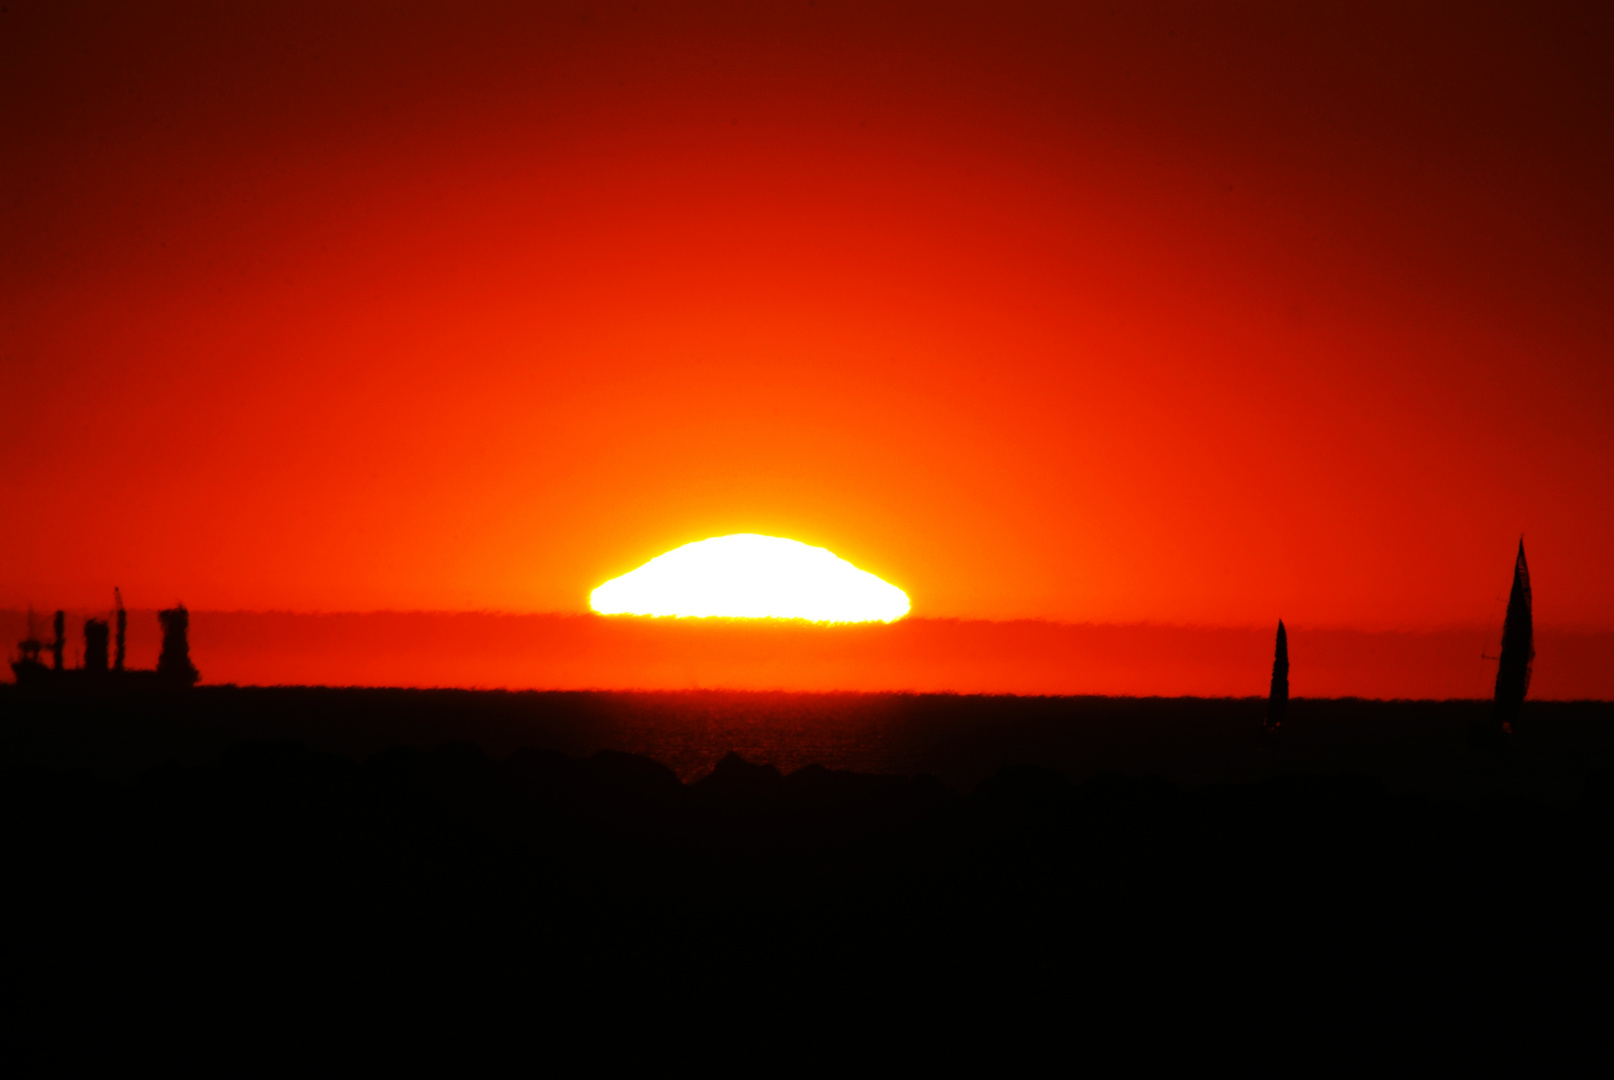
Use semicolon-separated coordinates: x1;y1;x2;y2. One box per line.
4;686;1610;1039
6;684;1612;797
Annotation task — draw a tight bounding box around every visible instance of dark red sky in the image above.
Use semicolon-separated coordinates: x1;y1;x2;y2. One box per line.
5;1;1612;628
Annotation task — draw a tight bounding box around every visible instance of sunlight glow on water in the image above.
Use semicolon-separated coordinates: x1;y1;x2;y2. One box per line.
590;534;910;622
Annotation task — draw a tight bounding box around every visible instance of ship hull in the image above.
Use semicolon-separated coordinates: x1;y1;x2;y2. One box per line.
9;662;178;690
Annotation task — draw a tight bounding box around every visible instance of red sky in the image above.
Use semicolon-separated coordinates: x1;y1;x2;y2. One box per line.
4;1;1613;633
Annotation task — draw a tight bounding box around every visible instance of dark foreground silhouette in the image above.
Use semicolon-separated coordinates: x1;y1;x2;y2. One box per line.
3;686;1610;1053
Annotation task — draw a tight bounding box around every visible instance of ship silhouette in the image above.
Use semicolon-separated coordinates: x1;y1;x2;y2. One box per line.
11;589;199;688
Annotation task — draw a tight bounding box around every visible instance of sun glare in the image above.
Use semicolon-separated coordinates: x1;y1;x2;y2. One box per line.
590;534;910;622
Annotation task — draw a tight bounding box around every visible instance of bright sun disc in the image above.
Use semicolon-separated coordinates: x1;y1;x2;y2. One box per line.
590;534;910;622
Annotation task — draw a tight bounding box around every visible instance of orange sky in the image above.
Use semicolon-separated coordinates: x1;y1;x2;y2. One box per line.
4;2;1613;629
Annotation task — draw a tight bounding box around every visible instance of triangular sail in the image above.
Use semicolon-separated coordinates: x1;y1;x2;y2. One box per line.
1267;619;1289;729
1492;540;1533;730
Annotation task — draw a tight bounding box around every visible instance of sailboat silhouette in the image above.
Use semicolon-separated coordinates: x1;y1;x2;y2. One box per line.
1265;619;1288;733
1491;539;1534;735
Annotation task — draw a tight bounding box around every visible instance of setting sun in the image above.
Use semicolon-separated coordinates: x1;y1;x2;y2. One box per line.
590;534;910;622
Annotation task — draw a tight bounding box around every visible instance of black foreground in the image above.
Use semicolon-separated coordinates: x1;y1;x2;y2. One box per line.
4;687;1611;1058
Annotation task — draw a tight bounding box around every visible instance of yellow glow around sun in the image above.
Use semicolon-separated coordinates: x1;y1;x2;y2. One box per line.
590;534;910;622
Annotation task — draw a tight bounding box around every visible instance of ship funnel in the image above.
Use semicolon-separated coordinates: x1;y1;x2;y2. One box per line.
157;605;200;686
